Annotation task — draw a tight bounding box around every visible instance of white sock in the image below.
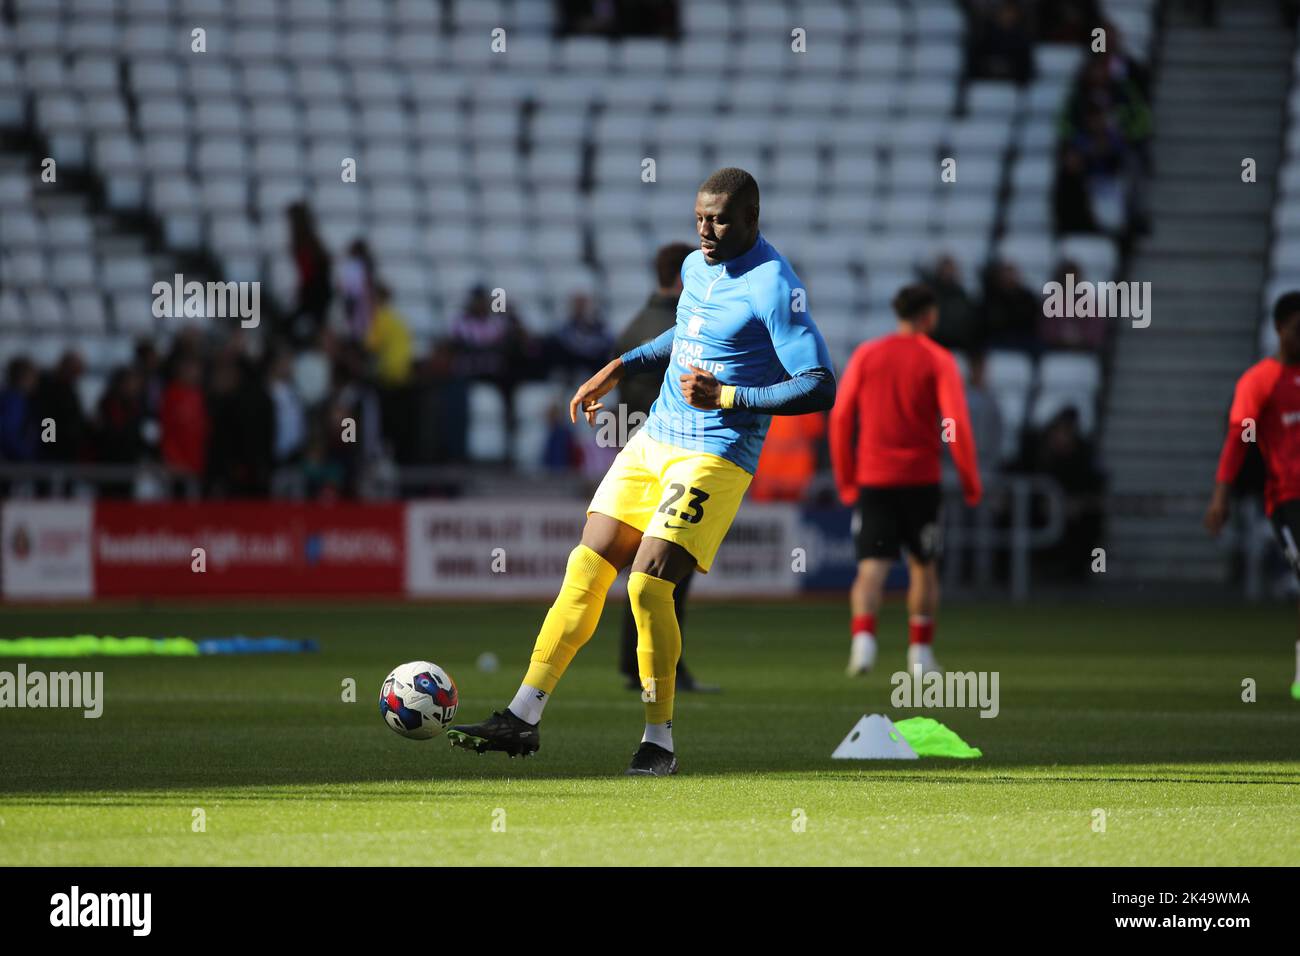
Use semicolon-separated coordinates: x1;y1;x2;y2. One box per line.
642;720;674;752
849;633;876;667
508;683;548;725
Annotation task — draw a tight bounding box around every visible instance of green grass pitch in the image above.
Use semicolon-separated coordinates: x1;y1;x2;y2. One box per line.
1;599;1298;866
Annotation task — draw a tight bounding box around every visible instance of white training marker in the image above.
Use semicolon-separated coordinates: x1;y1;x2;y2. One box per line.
831;714;919;760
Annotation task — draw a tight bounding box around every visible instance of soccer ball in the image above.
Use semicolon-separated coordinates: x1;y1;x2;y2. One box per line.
379;661;459;740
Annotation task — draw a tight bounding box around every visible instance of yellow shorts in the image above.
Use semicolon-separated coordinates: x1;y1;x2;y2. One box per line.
588;428;753;573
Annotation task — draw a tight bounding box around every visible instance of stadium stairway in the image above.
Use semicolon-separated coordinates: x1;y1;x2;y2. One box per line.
1101;1;1295;585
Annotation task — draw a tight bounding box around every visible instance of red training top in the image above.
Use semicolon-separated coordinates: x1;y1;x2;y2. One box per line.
160;382;209;476
1214;356;1300;514
829;332;982;506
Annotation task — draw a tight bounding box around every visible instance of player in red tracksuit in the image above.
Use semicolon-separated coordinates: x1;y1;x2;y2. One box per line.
830;284;983;678
1205;290;1300;700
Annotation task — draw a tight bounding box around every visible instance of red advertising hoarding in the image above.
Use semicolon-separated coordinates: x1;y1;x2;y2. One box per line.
93;503;404;597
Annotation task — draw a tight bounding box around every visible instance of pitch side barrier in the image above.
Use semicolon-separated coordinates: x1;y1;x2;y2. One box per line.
0;467;1064;602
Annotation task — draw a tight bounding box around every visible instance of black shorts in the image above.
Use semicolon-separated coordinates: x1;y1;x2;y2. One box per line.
1271;499;1300;581
852;484;942;562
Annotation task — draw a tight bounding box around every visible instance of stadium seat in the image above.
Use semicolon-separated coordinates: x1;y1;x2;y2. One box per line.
681;3;732;37
45;210;96;251
1059;235;1120;283
1040;352;1101;390
67;291;109;333
1033;351;1102;432
467;383;508;462
513;382;567;473
967;82;1022;118
49;251;96;289
995;234;1055;288
987;349;1035;391
0;290;27;333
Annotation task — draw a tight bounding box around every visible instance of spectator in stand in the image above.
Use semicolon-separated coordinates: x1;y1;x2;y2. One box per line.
1058;49;1152;228
1040;260;1109;351
0;356;39;463
1022;406;1105;579
364;282;415;463
942;350;1004;585
920;254;983;354
450;285;511;378
301;424;346;502
286;201;333;348
1053;144;1098;234
33;351;87;463
206;351;274;498
541;403;582;473
364;283;413;389
96;367;146;463
95;367;147;497
163;326;205;385
979;261;1041;354
419;339;469;466
1060;54;1127;146
1105;32;1155;213
559;0;680;37
616;243;695;423
294;325;336;415
1035;0;1103;43
133;340;164;421
325;341;383;496
160;354;209;485
965;0;1036;85
965;351;1004;481
338;238;376;341
549;292;613;377
750;412;826;502
1099;22;1152;102
450;284;529;455
267;347;306;467
576;415;618;481
1068;105;1133;235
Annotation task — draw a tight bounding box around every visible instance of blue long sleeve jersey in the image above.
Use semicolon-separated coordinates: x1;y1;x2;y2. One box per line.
618;234;835;474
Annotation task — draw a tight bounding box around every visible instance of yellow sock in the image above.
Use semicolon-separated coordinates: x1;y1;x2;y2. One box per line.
523;545;618;693
628;571;681;724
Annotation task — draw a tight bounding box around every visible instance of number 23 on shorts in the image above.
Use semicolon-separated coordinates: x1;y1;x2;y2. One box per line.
657;483;710;524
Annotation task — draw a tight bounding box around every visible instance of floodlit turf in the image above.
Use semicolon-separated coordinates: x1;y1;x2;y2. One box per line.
1;600;1298;866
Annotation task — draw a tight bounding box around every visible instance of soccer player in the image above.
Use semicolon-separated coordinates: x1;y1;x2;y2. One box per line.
830;284;982;679
448;168;836;775
1205;290;1300;701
